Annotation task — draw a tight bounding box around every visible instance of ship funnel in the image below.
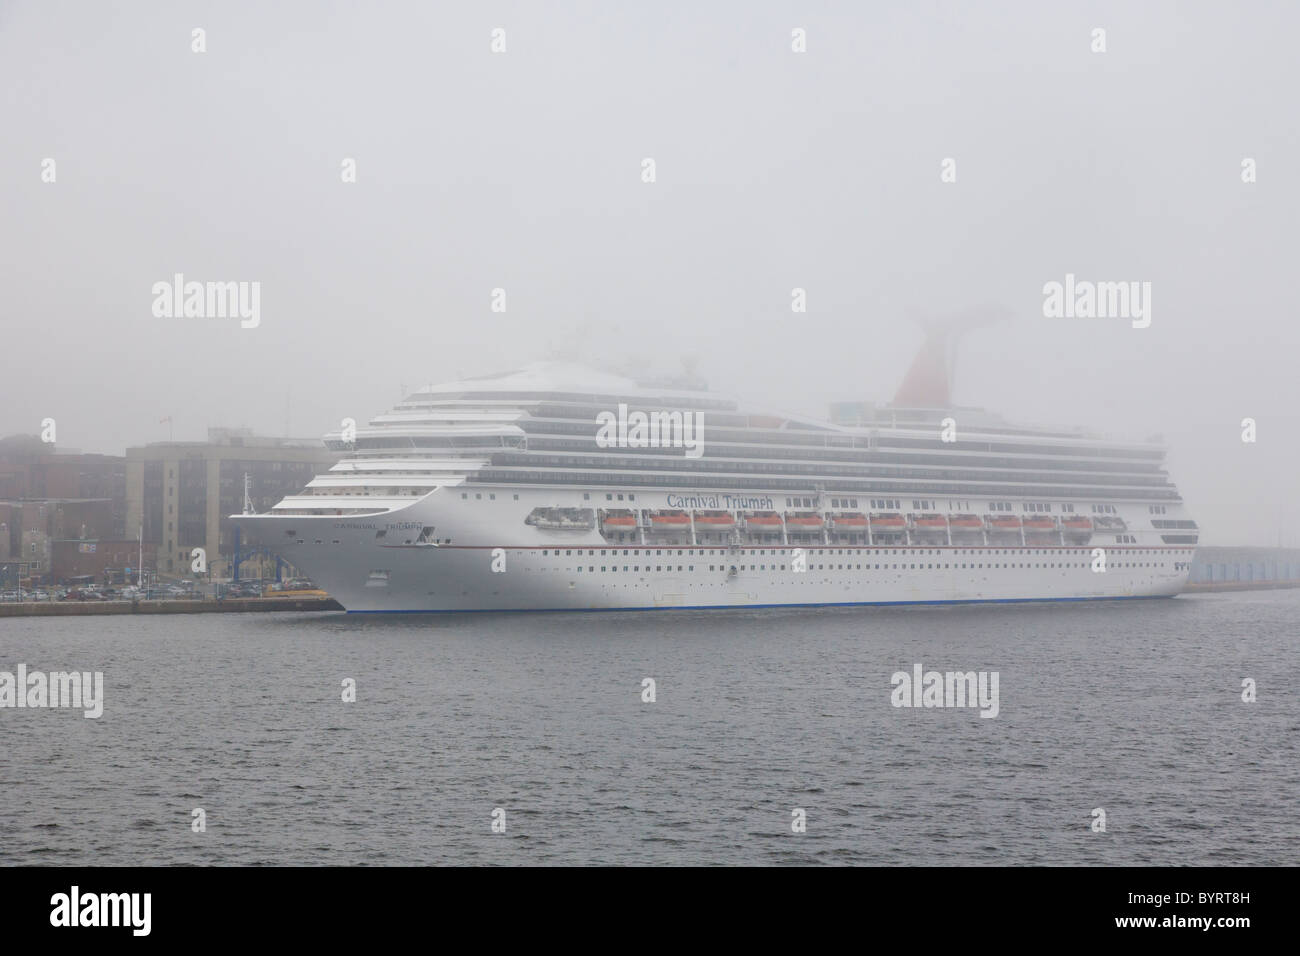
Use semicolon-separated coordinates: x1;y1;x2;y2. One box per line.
892;306;1008;408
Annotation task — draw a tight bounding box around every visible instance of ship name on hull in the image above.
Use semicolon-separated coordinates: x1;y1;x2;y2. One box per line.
665;493;774;510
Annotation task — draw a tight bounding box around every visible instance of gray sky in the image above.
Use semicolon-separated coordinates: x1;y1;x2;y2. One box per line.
3;1;1297;546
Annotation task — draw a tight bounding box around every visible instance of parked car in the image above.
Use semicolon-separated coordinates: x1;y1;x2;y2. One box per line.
222;582;260;599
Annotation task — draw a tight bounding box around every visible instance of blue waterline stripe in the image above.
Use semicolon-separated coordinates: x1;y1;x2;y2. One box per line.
345;594;1178;614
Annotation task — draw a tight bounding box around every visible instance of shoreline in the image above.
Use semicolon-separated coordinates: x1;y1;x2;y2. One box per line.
0;597;342;616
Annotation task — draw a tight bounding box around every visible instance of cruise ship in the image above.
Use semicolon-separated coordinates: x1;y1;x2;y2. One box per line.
231;345;1197;612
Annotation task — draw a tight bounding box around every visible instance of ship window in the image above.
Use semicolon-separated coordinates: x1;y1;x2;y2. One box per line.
606;494;613;500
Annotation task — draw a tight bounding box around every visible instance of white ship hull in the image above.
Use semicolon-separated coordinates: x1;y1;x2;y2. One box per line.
233;486;1194;612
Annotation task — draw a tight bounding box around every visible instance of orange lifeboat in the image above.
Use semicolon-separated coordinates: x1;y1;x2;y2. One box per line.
830;512;868;530
601;509;637;531
949;514;983;530
742;511;784;529
913;514;948;530
988;516;1022;530
1063;517;1093;531
1023;517;1057;531
784;512;824;530
693;510;735;527
869;512;907;531
648;510;691;527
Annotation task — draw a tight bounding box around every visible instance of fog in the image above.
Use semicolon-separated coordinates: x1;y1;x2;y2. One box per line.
3;0;1297;546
